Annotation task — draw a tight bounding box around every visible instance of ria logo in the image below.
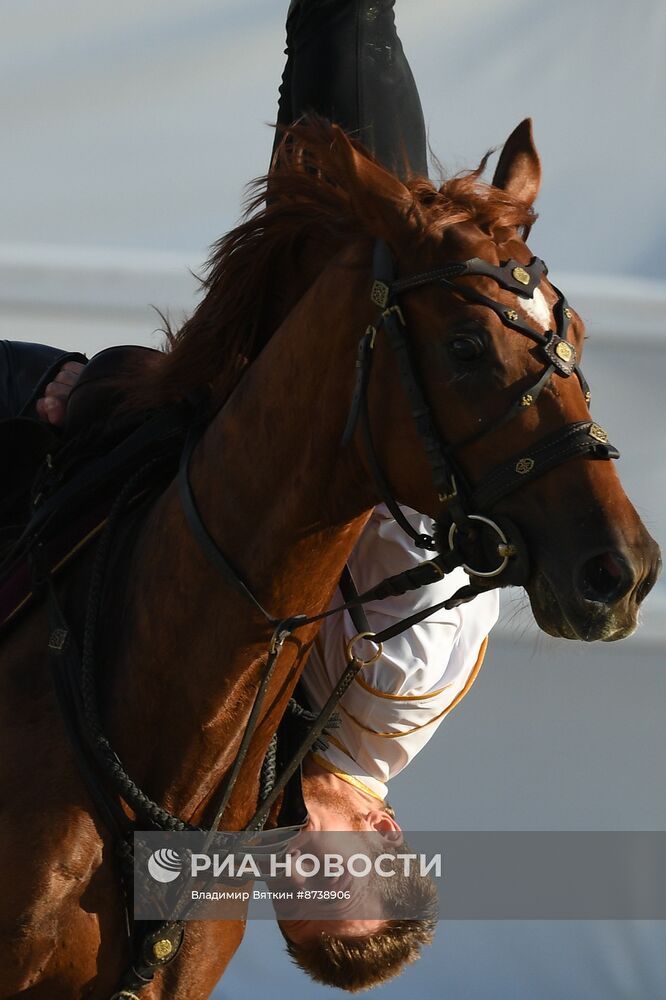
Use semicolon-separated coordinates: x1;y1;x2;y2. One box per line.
147;848;183;883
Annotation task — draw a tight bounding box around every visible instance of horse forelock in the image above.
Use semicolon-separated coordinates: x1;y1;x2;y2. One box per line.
115;116;536;413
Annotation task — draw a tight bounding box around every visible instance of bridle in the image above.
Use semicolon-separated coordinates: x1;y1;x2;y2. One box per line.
343;238;619;587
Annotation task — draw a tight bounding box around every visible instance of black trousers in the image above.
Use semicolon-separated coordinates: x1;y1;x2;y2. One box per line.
0;1;427;422
273;0;428;178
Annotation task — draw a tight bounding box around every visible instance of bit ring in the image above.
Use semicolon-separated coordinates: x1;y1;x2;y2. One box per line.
448;514;515;578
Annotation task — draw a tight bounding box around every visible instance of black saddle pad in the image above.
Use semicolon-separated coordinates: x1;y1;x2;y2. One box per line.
0;400;195;632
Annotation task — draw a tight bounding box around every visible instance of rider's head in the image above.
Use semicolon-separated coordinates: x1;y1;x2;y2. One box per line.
277;831;439;992
275;766;439;990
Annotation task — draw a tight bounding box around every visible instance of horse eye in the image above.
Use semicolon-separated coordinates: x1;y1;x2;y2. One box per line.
447;334;486;363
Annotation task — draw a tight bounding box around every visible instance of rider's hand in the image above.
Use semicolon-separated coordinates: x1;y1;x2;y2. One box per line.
35;360;87;427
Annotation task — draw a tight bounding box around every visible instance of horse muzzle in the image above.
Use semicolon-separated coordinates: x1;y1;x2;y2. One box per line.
528;536;662;642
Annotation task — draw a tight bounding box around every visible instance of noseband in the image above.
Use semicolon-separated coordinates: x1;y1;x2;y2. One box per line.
342;238;619;586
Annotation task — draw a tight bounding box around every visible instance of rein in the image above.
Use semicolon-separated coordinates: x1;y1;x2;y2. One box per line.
176;236;621;830
40;239;620;999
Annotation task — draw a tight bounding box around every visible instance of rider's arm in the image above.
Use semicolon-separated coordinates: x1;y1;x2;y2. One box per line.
0;340;86;423
301;505;500;799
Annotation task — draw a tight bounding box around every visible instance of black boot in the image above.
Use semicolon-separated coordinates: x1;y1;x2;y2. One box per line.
273;0;428;179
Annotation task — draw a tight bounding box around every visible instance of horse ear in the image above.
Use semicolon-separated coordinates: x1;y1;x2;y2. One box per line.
492;119;541;207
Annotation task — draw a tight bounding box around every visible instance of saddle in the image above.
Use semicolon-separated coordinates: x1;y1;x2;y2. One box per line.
0;346;196;633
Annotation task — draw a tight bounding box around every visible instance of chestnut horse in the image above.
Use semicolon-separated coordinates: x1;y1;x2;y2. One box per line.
0;119;660;998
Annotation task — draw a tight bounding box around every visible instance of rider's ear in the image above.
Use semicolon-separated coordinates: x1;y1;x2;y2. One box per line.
365;809;403;844
491;118;541;208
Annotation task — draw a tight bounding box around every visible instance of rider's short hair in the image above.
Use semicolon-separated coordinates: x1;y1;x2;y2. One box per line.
279;837;439;992
282;916;437;992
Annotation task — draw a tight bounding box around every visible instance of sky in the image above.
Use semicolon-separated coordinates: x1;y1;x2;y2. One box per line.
3;0;665;282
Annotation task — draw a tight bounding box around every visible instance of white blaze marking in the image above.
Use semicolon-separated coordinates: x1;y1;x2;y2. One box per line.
519;287;551;331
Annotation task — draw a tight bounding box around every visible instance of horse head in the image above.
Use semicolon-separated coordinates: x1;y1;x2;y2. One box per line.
126;117;660;644
301;118;661;642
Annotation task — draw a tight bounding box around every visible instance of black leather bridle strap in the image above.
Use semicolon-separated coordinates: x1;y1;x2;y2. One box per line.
339;563;371;635
341;327;375;448
472;420;619;510
444;362;557;455
359;387;439;550
387;254;546;301
388;262;467;296
243;590;479;835
381;307;461;508
200;629;287;844
244;557;489;831
341;317;440;549
372;240;466;521
178;425;279;625
438;276;550;344
246;657;364;830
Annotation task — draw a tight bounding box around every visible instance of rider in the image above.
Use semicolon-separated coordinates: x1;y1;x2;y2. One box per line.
0;0;500;991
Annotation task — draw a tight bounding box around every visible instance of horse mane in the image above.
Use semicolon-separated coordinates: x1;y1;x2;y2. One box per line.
117;116;536;412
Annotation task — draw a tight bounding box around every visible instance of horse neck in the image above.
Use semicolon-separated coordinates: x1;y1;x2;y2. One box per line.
108;245;378;824
195;240;380;603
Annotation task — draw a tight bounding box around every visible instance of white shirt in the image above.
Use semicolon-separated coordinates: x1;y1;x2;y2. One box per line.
301;505;500;800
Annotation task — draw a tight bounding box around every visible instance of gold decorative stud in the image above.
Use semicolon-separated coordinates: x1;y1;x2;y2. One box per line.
515;457;535;475
370;280;389;309
512;266;531;285
555;341;574;362
589;423;609;444
584;390;591;404
48;629;68;651
153;939;174;960
520;393;534;408
564;307;573;319
505;309;519;321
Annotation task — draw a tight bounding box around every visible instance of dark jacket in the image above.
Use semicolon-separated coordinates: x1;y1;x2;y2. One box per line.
0;340;76;420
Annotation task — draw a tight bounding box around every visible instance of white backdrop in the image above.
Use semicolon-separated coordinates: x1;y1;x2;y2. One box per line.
1;2;665;998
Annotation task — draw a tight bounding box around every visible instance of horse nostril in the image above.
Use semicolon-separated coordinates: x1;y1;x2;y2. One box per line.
577;551;633;605
636;559;660;606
